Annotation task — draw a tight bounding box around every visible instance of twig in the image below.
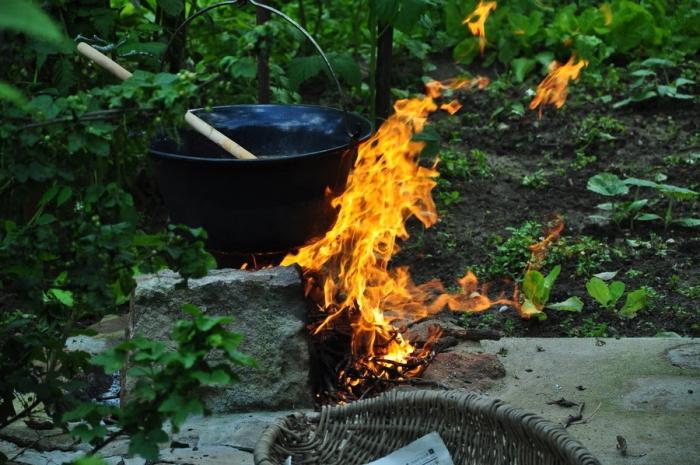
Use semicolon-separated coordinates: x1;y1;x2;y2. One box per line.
563;402;585;428
546;398;578;408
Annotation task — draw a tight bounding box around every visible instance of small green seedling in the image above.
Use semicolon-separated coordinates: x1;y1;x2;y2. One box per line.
586;276;648;318
521;265;584;319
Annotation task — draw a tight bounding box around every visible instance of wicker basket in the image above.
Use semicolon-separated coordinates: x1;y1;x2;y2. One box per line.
254;390;601;465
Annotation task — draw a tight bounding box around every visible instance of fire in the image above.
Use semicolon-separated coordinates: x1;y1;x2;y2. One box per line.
527;215;564;271
282;77;515;398
463;1;497;54
529;54;588;117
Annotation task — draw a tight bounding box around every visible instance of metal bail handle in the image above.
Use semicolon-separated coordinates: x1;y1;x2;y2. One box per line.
163;0;359;140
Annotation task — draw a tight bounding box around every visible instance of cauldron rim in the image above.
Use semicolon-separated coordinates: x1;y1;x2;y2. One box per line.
149;104;373;164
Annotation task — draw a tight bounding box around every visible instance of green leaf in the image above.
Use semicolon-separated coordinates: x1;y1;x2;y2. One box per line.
157;0;184;16
675;218;700;227
194;315;233;332
91;349;127;373
0;0;64;43
453;38;479;64
394;0;429;33
190;369;231;385
543;265;561;292
0;81;26;106
56;186;72;206
655;331;681;338
328;53;362;88
511;58;535;82
225;56;257;80
658;184;698;201
586;277;610;307
636;213;662;221
640;58;674;67
373;0;400;24
609;281;626;306
546;296;584;312
523;270;544;303
521;299;545;319
623;177;659;188
287;55;324;91
593;271;618;281
619;288;647;318
181;303;202;317
129;430;166;461
587;173;629;196
47;288;74;307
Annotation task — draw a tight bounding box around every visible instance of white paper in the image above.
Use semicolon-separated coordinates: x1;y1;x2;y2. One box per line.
363;432;455;465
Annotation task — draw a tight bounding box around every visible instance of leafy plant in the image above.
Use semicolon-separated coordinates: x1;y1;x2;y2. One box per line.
521;169;549;189
586;276;648;318
588;173;699;228
521;265;583;319
613;58;696;108
66;304;254;462
439;148;492;179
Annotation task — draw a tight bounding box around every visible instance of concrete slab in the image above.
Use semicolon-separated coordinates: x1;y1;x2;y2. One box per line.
459;338;700;465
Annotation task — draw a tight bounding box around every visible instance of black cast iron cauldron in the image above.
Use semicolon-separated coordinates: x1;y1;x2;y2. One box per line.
150;1;373;255
150;105;372;254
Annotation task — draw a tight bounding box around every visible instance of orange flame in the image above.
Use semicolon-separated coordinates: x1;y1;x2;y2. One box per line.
281;78;512;392
529;54;588;117
463;1;497;54
527;215;565;271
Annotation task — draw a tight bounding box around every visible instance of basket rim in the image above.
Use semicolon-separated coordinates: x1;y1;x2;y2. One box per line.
254;389;602;465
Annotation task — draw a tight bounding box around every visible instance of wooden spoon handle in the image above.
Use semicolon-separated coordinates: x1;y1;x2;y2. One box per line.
77;42;132;81
77;42;257;160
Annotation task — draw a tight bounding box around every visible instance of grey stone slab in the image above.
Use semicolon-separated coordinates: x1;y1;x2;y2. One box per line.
0;439;83;465
464;337;700;465
131;267;313;412
155;445;253;465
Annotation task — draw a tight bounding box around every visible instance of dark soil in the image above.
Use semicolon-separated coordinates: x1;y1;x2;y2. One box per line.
393;74;700;338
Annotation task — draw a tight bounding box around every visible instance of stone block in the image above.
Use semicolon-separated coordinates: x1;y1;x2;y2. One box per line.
130;267;313;412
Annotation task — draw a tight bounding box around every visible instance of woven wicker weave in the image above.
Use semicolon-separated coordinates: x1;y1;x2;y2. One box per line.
254;390;601;465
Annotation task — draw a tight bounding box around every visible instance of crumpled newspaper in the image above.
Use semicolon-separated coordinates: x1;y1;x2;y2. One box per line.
284;431;454;465
363;432;454;465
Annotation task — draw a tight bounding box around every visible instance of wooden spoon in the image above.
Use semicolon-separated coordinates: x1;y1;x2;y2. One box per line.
77;42;257;160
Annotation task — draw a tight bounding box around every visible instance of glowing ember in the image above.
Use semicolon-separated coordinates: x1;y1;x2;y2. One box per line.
282;77;514;397
463;1;497;54
529;54;588;117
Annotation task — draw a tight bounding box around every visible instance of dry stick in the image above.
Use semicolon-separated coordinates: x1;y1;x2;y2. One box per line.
76;42;257;160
